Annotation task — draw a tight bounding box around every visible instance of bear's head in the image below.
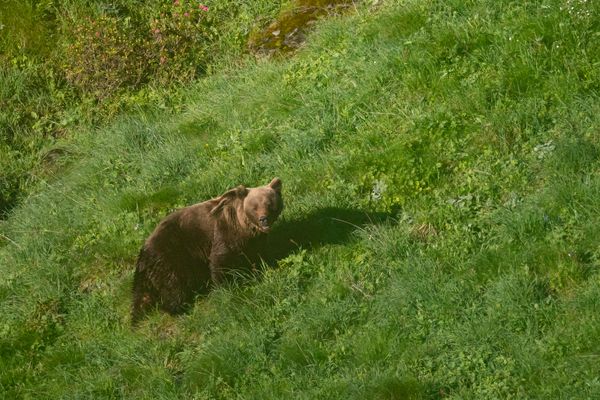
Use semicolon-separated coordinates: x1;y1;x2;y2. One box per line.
211;178;283;233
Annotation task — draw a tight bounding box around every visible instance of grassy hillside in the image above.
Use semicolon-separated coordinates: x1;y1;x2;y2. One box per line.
1;0;599;398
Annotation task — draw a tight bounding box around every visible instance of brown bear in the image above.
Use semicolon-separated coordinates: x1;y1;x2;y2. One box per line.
131;178;283;324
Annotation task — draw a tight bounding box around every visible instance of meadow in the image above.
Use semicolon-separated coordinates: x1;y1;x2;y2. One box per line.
1;0;599;398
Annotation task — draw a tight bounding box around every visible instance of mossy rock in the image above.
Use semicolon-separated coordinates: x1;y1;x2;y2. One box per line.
248;0;357;55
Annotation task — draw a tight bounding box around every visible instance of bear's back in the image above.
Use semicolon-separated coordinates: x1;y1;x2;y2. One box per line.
144;201;217;268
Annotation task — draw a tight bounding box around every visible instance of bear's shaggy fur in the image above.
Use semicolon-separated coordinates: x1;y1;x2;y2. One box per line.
131;178;283;323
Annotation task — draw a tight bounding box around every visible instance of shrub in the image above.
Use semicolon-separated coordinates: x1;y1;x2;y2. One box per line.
149;0;212;85
62;1;215;98
62;15;150;100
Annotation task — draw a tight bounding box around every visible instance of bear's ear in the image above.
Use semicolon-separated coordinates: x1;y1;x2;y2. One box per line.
268;177;282;193
210;185;248;215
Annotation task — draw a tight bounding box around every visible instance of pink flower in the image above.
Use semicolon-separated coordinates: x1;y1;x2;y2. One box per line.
174;0;180;5
154;28;160;34
95;31;100;37
199;4;208;11
184;12;189;17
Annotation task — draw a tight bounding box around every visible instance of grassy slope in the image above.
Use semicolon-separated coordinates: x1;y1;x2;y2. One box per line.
1;0;599;398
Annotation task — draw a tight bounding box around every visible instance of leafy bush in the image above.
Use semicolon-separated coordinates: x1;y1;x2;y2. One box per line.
62;1;215;97
62;15;150;99
149;0;212;85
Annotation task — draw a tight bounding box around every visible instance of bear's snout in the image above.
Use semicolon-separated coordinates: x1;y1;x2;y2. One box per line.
259;215;269;226
258;215;271;232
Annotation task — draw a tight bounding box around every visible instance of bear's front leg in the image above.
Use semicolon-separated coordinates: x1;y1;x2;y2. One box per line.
208;242;230;286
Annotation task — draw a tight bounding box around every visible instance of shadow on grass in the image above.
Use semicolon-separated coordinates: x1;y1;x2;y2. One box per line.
260;206;392;265
202;207;391;292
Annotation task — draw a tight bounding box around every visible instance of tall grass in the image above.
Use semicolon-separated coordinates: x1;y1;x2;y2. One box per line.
1;0;599;398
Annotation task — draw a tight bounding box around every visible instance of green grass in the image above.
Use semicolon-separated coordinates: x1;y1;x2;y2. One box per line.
1;0;600;398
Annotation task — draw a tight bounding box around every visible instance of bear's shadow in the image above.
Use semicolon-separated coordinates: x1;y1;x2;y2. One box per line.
258;207;392;267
